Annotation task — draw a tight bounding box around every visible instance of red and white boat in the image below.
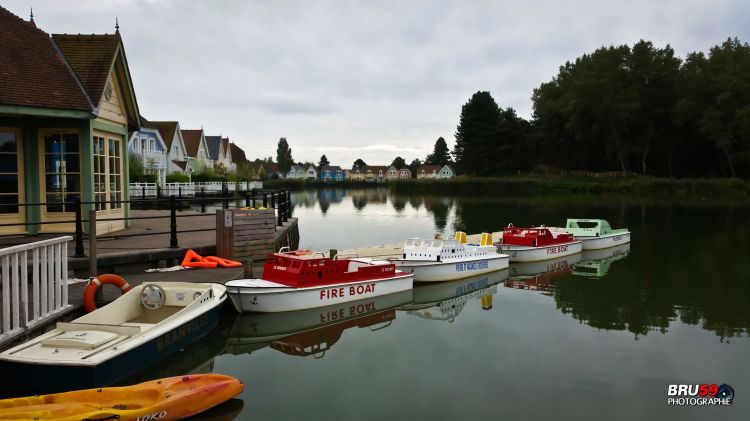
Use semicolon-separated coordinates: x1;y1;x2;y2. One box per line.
496;225;582;262
225;251;413;312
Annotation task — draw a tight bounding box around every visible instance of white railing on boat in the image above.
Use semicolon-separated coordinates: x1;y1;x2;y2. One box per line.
0;236;72;345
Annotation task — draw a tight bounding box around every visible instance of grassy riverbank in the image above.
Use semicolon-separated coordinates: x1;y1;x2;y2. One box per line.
264;176;750;196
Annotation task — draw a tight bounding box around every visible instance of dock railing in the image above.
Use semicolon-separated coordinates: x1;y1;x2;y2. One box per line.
0;236;72;345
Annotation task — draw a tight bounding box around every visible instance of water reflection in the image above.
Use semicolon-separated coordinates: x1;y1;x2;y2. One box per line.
572;244;631;278
402;269;508;322
287;189;750;341
225;291;413;357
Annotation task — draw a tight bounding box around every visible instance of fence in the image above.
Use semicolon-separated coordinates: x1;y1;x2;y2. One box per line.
128;181;264;198
0;236;71;344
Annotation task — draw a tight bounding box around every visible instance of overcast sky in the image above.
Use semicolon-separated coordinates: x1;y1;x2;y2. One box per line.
6;1;750;165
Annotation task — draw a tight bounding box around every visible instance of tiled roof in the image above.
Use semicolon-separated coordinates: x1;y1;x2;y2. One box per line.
221;137;230;160
365;165;388;173
265;163;279;173
147;121;179;149
417;165;442;173
0;6;92;111
51;33;120;104
205;136;221;160
230;143;246;163
181;129;203;157
322;166;343;172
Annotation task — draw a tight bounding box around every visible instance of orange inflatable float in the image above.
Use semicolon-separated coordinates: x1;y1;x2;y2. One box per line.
83;274;132;313
0;374;244;421
182;250;242;268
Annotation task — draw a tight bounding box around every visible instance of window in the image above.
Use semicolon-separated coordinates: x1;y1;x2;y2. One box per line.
44;133;80;212
93;136;122;211
0;131;20;214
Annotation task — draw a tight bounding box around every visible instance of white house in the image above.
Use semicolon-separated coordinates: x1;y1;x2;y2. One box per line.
149;121;191;176
438;165;456;179
128;127;168;185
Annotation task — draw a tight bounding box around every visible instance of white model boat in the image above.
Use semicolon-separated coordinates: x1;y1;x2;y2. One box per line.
390;232;509;282
226;251;413;312
0;282;226;391
552;219;631;250
496;225;582;262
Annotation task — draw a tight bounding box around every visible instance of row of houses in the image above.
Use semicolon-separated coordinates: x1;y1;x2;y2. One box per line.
270;164;456;181
0;7;255;234
128;123;248;185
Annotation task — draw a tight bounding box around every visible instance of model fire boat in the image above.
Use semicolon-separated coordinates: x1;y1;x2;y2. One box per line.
225;249;413;312
495;225;582;262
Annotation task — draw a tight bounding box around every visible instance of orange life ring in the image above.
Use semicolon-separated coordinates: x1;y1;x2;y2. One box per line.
293;249;313;256
83;274;132;313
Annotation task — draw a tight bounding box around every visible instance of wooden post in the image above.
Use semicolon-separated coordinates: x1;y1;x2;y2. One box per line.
243;259;252;278
330;249;337;259
88;210;103;306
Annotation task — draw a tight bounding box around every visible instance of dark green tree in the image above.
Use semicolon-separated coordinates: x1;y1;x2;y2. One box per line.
453;91;502;175
352;158;366;170
390;156;406;169
408;158;422;178
425;137;452;166
276;137;293;176
318;154;330;168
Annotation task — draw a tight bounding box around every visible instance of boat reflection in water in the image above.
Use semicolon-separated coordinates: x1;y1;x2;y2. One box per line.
225;290;413;357
505;254;582;291
400;269;509;322
572;243;631;278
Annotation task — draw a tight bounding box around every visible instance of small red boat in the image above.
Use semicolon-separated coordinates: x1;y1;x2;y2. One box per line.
225;250;414;312
496;225;582;262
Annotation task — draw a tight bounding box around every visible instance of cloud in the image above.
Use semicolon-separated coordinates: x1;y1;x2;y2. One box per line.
9;0;749;164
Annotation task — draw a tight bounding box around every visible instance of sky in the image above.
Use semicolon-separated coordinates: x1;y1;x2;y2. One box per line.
6;0;750;166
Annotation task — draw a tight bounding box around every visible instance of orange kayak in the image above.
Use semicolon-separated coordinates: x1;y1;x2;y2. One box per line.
0;374;243;421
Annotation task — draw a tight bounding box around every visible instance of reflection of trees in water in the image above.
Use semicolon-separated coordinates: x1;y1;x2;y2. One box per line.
548;204;750;341
349;188;388;211
407;195;422;211
422;196;453;233
451;194;750;341
391;196;407;213
317;188;346;214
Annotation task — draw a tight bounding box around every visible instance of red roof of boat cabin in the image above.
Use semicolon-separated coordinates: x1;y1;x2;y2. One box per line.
262;252;400;288
500;227;575;247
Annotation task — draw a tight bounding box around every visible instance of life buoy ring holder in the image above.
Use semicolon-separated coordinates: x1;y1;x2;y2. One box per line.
83;274;132;313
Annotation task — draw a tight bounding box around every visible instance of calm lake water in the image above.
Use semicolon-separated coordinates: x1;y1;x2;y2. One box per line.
80;189;750;419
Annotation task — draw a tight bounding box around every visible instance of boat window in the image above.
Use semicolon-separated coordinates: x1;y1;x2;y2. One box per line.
575;221;598;228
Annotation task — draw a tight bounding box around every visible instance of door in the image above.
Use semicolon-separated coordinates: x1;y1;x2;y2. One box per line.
40;130;81;232
93;133;125;233
0;129;25;233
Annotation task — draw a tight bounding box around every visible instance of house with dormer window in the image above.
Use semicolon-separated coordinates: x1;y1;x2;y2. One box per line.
320;165;344;181
0;7;145;234
181;129;211;172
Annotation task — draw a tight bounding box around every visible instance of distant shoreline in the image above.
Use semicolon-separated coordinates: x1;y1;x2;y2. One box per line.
264;176;749;197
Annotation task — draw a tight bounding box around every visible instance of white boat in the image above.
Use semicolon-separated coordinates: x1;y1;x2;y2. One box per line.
0;282;226;391
390;232;509;282
552;219;631;250
226;251;413;313
496;226;582;262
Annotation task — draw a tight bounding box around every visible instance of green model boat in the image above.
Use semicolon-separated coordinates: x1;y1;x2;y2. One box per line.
561;219;631;250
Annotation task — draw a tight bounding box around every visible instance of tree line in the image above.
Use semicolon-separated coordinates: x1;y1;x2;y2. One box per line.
454;38;750;178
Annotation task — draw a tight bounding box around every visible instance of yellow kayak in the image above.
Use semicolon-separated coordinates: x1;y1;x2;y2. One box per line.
0;374;243;420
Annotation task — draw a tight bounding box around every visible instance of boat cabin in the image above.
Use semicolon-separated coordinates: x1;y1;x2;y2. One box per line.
564;219;626;237
262;253;397;287
402;232;495;261
500;227;575;247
